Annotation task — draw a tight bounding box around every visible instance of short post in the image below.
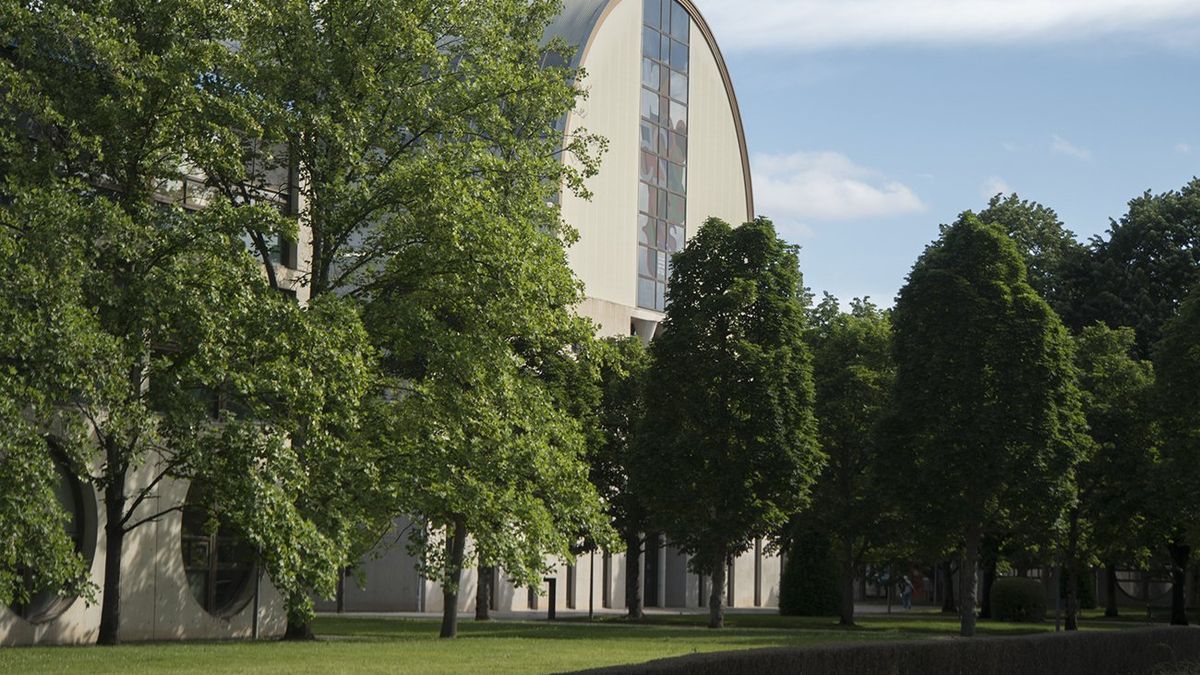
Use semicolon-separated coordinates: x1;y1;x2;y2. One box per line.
253;565;262;640
544;577;557;621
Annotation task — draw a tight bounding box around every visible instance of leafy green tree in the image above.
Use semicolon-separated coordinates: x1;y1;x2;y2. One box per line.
1151;284;1200;625
882;214;1086;637
1072;324;1158;619
1085;180;1200;357
225;0;605;636
804;294;894;626
230;0;602;300
587;337;652;619
638;217;822;629
362;156;613;637
1;0;374;644
0;192;100;610
976;193;1089;328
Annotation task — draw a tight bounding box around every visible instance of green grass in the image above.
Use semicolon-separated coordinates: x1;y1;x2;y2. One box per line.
0;608;1163;674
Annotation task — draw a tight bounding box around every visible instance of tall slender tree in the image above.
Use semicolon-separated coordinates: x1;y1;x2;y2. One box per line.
638;217;822;629
1151;284;1200;626
882;214;1086;637
804;294;894;626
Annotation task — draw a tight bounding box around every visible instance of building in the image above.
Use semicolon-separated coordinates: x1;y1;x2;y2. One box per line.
1;0;766;645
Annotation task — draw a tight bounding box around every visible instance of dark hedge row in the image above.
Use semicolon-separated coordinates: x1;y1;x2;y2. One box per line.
573;627;1200;675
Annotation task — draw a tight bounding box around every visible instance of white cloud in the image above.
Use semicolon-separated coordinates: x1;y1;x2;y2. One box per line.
1051;134;1092;160
1176;143;1193;154
694;0;1200;52
753;151;926;229
980;176;1012;199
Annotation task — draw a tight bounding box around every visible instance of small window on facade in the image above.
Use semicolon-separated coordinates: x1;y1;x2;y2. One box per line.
181;483;256;617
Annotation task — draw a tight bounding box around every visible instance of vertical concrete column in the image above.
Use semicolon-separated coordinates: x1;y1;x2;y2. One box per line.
657;534;667;608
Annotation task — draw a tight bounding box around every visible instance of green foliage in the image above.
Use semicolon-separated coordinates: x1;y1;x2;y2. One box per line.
230;0;604;298
638;217;822;573
0;0;377;631
990;577;1047;623
779;528;842;617
804;294;895;591
586;337;651;545
1072;324;1158;567
882;214;1087;634
1152;284;1200;548
1085;179;1200;357
977;193;1087;325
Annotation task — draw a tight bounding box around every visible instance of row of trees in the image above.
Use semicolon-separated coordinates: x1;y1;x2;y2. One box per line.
772;187;1200;637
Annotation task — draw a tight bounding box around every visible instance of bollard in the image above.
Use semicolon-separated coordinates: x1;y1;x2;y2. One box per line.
544;577;557;620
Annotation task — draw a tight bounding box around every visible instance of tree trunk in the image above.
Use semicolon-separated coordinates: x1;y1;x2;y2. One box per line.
978;536;998;619
439;518;468;638
941;560;957;614
624;530;644;619
1168;540;1190;627
1065;509;1081;631
285;616;315;640
960;528;981;637
1105;562;1119;617
708;552;726;629
97;465;126;646
475;565;493;621
839;538;856;626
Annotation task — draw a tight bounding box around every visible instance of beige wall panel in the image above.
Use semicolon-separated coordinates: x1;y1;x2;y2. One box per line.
562;0;642;311
685;20;751;233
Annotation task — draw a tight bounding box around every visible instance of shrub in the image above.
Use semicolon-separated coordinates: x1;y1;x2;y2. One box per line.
991;576;1047;622
779;528;841;616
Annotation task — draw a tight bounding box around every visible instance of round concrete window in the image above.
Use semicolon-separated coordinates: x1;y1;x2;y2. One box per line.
180;484;256;617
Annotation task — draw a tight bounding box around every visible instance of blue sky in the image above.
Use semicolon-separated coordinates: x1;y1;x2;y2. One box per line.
694;0;1200;306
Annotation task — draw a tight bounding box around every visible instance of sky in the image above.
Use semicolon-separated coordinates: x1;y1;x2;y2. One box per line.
692;0;1200;307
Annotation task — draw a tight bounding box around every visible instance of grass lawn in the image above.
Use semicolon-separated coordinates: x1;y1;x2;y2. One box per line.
0;608;1164;674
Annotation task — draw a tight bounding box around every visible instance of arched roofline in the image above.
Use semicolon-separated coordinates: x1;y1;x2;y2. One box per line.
549;0;755;220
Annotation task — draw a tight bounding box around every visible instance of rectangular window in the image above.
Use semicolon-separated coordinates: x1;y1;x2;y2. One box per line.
670;40;689;72
667;192;686;224
641;58;660;90
644;0;662;27
643;27;660;59
638;277;657;309
671;2;690;42
670;70;688;104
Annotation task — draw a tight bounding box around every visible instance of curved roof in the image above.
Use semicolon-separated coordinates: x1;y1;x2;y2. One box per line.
544;0;755;219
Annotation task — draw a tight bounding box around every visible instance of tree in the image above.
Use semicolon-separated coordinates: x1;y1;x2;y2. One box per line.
976;193;1089;329
227;0;604;636
638;217;822;629
882;214;1086;637
1085;180;1200;357
587;337;652;619
1;0;375;644
361;141;613;638
1072;324;1157;620
804;294;894;626
1151;284;1200;626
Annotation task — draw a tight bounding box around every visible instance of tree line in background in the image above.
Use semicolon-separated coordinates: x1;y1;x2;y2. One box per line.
2;0;1200;648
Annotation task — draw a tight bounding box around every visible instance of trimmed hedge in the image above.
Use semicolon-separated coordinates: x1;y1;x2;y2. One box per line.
991;576;1047;622
778;528;841;616
573;627;1200;675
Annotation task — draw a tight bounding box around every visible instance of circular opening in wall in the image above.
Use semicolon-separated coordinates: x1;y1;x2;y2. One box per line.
10;453;98;624
180;483;256;618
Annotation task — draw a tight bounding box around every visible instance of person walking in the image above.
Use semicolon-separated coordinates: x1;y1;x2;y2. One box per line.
899;575;914;610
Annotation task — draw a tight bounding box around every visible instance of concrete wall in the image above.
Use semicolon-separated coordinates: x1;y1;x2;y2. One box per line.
1;459;287;646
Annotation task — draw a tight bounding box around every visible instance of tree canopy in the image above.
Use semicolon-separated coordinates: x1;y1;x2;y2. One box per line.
882;213;1086;636
638;216;821;629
